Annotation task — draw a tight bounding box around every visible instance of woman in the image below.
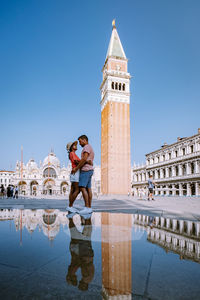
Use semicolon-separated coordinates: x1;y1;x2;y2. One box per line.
66;141;80;213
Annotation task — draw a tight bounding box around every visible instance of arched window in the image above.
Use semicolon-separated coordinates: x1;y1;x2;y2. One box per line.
122;83;125;91
43;168;57;178
115;82;118;90
119;83;121;90
111;82;114;89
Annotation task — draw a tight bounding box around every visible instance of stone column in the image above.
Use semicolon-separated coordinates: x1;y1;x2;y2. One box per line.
155;169;158;179
187;221;192;235
155;217;159;226
179;220;184;233
172;166;176;177
179;164;183;176
186;163;191;175
195;182;199;196
179;183;183;196
166;218;170;229
160;186;164;195
195;223;200;237
139;174;141;182
166;167;169;178
172;237;178;247
166;185;169;196
172;184;176;196
187;183;191;196
195;160;199;174
186;145;189;155
155;187;158;195
179;239;185;249
160;217;165;227
172;219;177;231
160;169;164;179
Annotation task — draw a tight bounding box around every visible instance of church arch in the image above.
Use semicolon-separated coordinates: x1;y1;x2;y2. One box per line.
122;83;125;91
43;214;57;225
111;82;114;89
30;180;39;196
60;181;69;195
115;82;118;90
43;167;57;178
18;181;27;195
43;179;55;195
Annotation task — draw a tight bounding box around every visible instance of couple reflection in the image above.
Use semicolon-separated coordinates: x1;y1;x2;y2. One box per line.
66;215;94;291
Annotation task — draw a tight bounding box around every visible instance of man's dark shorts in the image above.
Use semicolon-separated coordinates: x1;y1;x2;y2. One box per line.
79;170;94;188
148;188;153;194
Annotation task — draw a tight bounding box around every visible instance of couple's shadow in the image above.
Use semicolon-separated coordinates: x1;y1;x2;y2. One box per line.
66;216;94;291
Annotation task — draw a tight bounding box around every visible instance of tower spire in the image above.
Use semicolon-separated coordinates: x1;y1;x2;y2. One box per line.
106;22;126;60
112;19;116;28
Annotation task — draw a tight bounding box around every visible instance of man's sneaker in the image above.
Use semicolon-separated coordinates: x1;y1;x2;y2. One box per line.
80;213;92;220
66;212;76;219
66;206;77;213
79;207;93;215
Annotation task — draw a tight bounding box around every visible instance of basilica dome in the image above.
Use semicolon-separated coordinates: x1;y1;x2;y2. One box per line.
27;159;38;171
43;152;60;168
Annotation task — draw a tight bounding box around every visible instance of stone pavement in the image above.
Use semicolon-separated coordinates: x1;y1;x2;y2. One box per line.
0;195;200;221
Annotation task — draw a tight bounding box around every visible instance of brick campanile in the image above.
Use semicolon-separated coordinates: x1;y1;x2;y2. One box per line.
100;21;131;195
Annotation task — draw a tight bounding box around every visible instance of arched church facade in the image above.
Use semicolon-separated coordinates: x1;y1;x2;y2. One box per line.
10;151;101;197
13;152;71;197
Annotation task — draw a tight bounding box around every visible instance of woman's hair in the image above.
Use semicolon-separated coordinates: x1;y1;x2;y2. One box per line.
68;143;74;159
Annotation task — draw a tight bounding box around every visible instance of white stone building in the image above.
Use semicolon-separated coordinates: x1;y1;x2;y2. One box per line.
0;170;14;189
0;152;101;197
132;129;200;197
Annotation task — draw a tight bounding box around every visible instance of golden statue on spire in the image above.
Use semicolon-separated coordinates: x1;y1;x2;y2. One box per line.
112;19;116;28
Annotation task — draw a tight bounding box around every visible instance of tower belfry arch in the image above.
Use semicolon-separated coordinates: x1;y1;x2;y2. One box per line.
100;21;131;195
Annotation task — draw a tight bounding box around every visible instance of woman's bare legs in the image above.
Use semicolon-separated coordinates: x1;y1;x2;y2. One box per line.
69;182;80;207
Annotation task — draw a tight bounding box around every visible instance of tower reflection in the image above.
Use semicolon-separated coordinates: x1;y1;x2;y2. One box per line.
101;213;132;299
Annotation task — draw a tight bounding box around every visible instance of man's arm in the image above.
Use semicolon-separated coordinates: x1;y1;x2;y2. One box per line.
71;152;89;174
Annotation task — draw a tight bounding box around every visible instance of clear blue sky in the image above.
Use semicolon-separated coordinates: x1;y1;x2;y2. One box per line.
0;0;200;170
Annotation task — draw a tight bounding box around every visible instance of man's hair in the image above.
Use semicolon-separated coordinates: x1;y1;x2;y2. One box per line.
78;135;88;141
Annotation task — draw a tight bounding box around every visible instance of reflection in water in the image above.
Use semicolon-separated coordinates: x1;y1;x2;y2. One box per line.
1;209;200;299
66;216;94;291
101;213;132;299
0;208;68;242
133;214;200;263
0;209;200;264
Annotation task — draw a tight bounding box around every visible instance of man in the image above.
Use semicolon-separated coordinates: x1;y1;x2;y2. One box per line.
72;135;94;215
148;175;156;201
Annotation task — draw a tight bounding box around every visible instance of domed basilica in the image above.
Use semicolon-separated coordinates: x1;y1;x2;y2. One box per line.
13;152;100;197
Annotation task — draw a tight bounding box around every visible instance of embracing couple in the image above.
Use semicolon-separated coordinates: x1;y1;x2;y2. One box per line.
66;135;94;215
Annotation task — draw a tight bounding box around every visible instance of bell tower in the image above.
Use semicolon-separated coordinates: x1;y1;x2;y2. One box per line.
100;21;131;195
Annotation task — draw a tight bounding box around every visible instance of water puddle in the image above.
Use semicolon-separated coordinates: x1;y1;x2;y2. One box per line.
0;209;200;299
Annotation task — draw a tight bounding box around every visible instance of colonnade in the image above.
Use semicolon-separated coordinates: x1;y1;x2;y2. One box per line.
133;213;200;262
134;160;199;183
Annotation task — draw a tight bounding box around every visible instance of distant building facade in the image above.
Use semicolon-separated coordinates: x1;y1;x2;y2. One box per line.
0;152;101;197
132;129;200;197
0;170;14;189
